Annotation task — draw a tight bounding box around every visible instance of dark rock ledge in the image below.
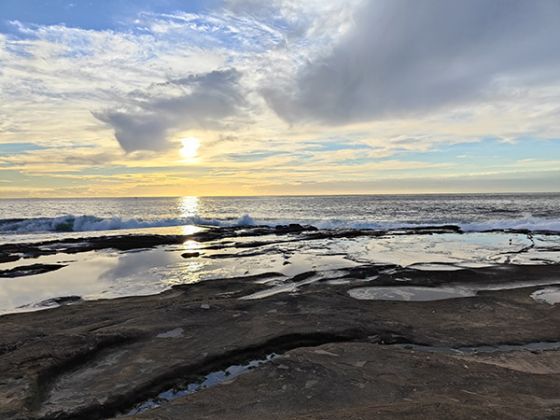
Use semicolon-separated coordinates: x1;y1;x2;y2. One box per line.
0;224;463;262
0;262;559;419
0;263;66;278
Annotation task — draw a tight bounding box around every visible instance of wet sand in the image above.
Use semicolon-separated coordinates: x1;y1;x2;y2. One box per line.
1;226;560;419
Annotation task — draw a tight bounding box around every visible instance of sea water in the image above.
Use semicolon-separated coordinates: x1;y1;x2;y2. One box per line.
1;193;559;241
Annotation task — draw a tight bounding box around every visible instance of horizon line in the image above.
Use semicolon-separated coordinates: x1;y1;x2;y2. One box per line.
1;191;560;200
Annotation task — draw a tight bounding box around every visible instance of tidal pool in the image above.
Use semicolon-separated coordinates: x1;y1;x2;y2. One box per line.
348;286;475;301
531;287;560;305
2;229;560;314
125;353;278;415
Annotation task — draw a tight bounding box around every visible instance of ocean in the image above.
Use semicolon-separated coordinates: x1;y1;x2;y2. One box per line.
1;193;560;240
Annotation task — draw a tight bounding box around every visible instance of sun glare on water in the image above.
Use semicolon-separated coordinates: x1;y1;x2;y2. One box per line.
180;137;200;161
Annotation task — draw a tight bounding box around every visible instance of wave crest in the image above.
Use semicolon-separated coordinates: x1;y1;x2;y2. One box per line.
0;214;255;234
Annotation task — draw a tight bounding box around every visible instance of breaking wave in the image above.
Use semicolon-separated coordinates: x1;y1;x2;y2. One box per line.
0;214;559;235
0;214;256;234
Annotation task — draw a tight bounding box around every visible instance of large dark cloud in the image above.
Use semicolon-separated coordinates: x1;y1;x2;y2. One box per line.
263;0;560;125
95;69;246;152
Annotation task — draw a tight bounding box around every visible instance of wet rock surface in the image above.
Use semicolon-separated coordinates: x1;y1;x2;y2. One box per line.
1;228;560;419
0;263;66;278
0;224;482;267
0;253;20;263
0;224;321;262
130;342;560;420
0;263;558;419
180;252;200;259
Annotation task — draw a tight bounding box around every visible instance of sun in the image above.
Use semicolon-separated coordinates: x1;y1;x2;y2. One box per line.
179;137;200;161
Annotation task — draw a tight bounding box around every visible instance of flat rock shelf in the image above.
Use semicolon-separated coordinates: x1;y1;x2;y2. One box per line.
1;226;560;419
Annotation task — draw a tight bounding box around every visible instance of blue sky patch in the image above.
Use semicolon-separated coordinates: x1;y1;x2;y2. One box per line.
0;142;46;154
0;0;220;33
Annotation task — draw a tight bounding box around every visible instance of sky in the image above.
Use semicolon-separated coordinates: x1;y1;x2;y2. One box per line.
1;0;559;197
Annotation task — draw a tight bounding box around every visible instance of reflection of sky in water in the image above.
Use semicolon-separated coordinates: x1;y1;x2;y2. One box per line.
338;233;545;266
348;286;475;301
531;287;560;305
0;240;358;313
0;224;206;245
1;231;559;314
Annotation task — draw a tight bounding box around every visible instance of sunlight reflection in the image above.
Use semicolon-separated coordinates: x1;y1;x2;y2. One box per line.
163;261;204;286
179;196;199;216
181;225;200;235
175;196;205;281
183;239;202;250
178;196;200;235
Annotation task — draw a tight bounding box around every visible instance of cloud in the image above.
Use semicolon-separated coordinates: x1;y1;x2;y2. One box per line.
263;0;560;125
2;1;560;197
94;69;247;152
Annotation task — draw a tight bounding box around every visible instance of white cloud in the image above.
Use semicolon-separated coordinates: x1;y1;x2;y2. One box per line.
263;0;560;125
94;69;249;152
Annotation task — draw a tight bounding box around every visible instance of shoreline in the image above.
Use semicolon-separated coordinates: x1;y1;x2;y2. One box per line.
1;225;560;313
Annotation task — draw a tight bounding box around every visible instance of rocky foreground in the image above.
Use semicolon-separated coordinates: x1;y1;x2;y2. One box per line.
1;227;560;419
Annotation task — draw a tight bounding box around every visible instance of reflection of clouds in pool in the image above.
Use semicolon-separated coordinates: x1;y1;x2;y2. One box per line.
342;233;560;267
348;286;475;302
2;231;560;314
406;263;465;271
531;287;560;305
100;250;177;281
348;280;560;303
182;239;202;250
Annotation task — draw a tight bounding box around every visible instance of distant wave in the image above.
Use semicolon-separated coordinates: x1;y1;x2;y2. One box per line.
460;217;560;233
302;217;560;233
0;214;559;234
